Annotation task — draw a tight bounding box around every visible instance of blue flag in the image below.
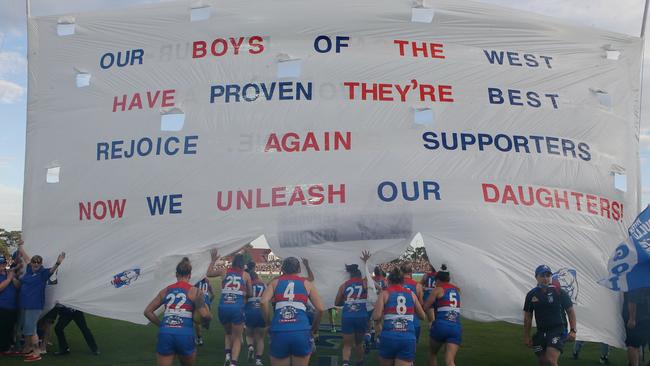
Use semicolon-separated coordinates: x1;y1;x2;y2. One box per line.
599;205;650;291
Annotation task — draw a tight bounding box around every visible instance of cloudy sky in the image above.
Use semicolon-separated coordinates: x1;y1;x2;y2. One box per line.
0;0;649;230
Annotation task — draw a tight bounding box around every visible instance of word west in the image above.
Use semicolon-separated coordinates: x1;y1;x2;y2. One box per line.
217;184;346;211
394;40;445;58
192;36;265;58
488;88;560;109
264;131;351;152
79;199;126;221
343;81;454;102
210;82;312;103
483;50;553;69
482;183;623;221
97;136;198;160
113;89;175;112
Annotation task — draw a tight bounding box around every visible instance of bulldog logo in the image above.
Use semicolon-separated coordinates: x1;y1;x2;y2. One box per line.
552;268;578;304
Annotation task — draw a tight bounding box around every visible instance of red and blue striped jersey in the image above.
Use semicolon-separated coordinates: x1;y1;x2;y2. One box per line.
422;272;437;302
434;283;461;324
342;278;367;318
246;279;266;310
160;281;195;335
382;285;415;339
271;275;310;331
219;268;246;308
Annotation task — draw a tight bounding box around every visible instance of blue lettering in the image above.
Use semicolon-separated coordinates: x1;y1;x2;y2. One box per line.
488;87;504;104
506;51;522;66
184;136;198;154
111;140;124;159
378;181;398;202
483;50;505;65
422;132;438;150
97;142;109;160
146;195;168;216
169;194;183;214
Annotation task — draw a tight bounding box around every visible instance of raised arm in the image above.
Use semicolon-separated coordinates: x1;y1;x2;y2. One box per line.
143;289;166;326
206;248;226;278
16;240;30;263
49;252;65;275
301;258;314;281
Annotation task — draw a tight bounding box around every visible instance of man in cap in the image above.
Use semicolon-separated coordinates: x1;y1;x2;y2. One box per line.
523;265;576;366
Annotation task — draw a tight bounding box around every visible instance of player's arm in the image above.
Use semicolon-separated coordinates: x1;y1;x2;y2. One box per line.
424;287;440;322
560;290;576;340
334;283;345;307
260;279;277;325
205;248;225;277
413;292;426;320
301;258;314;281
143;289;166;326
244;271;253;298
628;301;637;329
191;287;212;320
306;281;325;335
522;292;534;347
416;283;424;305
372;291;387;321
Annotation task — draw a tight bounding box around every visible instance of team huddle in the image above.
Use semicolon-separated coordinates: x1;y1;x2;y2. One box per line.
143;249;462;366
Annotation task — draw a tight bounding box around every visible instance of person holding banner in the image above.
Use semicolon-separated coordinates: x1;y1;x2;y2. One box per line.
244;261;267;366
14;240;65;362
372;267;427;366
623;287;650;366
424;265;462;366
144;257;212;366
335;251;371;366
207;250;252;366
523;265;576;366
261;257;324;366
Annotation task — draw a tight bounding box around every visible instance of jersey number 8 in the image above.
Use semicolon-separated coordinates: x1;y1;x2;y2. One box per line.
396;295;407;315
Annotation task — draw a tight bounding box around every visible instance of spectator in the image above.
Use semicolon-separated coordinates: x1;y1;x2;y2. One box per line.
624;287;650;366
15;240;65;362
0;255;19;353
53;305;99;356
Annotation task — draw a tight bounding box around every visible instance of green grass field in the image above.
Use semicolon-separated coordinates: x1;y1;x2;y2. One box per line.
1;277;631;365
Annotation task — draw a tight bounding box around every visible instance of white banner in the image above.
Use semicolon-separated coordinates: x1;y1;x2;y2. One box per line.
24;0;641;347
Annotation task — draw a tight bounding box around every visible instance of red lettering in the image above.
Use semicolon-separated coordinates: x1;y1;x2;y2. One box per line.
211;38;228;56
146;90;160;108
599;197;611;219
394;40;409;56
308;185;324;205
107;199;126;218
128;93;142;110
344;82;359;100
112;95;126;112
192;41;207;58
378;83;393;101
554;190;569;209
517;186;534;206
501;185;519;205
161;89;175;107
328;184;346;203
586;194;598;215
535;188;553;208
412;42;428;57
570;191;584;211
281;133;300;152
229;37;245;55
79;202;91;220
361;83;378;100
271;187;286;207
248;36;265;54
611;201;621;221
93;201;107;220
264;134;281;152
419;84;436;101
288;186;307;206
438;85;454;102
301;132;319;151
482;183;500;203
256;188;270;208
430;43;445;59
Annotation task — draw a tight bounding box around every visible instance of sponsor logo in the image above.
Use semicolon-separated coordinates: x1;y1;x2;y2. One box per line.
111;268;141;288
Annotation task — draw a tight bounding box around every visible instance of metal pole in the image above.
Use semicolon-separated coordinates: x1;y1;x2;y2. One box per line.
25;0;30;18
642;0;650;37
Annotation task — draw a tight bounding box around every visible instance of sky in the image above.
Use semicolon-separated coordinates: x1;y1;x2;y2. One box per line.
0;0;649;230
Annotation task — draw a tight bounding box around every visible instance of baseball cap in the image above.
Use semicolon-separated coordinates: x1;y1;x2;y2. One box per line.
535;265;552;276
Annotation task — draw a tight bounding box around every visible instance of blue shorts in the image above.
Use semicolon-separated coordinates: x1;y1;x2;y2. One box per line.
269;330;312;358
342;316;368;334
245;308;266;329
218;306;244;325
21;309;42;336
429;320;462;345
156;333;195;356
415;324;421;342
379;334;416;362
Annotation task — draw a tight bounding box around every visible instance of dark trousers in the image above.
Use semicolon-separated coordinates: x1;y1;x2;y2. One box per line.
54;310;98;352
0;308;17;352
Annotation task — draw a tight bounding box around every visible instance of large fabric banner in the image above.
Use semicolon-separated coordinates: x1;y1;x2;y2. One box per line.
24;0;642;346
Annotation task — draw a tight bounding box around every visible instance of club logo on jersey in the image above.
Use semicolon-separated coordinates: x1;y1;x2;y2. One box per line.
445;310;460;322
348;304;359;312
223;293;237;304
391;318;409;331
111;268;141;288
164;315;183;328
551;268;579;304
280;306;298;323
639;238;650;251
